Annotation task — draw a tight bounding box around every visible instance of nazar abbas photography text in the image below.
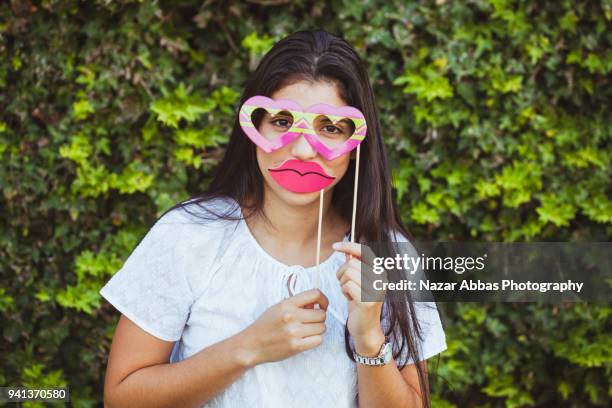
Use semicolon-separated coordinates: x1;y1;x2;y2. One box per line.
370;253;584;294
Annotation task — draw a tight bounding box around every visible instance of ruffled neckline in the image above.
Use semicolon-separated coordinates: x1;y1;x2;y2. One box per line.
219;197;350;324
235;200;349;272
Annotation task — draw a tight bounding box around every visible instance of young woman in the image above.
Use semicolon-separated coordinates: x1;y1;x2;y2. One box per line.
100;29;447;408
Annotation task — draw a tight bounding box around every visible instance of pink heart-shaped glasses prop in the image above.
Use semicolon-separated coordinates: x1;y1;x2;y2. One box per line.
238;95;367;161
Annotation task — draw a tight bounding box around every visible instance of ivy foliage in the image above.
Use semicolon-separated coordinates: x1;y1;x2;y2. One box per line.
1;0;610;406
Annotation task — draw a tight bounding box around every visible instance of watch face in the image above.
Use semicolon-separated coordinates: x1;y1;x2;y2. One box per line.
382;342;393;362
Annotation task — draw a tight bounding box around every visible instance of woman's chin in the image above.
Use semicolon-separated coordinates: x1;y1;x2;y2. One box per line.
271;183;324;206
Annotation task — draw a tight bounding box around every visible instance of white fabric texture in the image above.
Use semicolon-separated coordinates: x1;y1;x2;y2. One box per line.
99;196;447;408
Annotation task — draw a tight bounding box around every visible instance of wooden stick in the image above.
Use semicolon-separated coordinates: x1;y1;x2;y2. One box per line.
349;144;361;259
315;188;324;289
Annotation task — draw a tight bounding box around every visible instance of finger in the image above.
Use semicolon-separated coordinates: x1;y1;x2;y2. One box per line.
336;257;363;280
332;242;362;259
344;261;381;292
339;266;361;286
344;275;381;302
339;258;378;289
296;307;327;323
342;280;362;302
334;243;378;266
290;288;329;310
348;257;362;271
341;288;351;301
297;322;326;337
335;261;349;280
294;334;324;352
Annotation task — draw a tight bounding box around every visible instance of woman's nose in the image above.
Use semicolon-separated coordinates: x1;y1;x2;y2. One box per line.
290;134;317;160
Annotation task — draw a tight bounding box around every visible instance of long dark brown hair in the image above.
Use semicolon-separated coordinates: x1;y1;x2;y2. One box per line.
163;29;433;407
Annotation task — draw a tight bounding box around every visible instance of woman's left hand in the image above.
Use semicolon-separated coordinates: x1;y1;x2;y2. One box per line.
332;241;386;355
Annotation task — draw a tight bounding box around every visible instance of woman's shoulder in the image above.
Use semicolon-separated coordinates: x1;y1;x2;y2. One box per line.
389;228;412;243
157;195;242;228
141;195;243;262
147;195;244;295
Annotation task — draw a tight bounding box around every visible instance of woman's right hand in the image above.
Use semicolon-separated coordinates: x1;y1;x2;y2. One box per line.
238;288;328;367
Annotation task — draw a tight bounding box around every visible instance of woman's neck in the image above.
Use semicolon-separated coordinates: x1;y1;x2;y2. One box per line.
243;189;349;267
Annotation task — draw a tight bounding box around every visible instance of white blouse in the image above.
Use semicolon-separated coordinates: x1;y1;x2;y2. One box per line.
99;196;447;408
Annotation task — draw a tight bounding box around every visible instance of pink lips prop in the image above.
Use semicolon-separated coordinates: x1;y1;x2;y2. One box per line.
268;159;336;193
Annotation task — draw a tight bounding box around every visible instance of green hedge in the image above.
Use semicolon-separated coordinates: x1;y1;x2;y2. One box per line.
1;0;610;406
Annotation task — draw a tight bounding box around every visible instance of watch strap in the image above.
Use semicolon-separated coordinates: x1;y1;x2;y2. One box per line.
353;339;391;366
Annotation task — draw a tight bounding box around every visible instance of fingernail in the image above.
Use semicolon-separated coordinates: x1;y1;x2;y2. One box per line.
332;242;341;250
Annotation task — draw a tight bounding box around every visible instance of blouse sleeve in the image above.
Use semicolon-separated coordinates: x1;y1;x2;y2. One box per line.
99;210;193;342
404;301;448;364
385;230;448;364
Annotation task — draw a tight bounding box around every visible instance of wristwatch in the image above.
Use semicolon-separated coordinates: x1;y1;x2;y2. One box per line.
353;339;392;366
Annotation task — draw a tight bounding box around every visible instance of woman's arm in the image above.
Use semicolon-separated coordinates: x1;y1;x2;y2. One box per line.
353;332;426;408
333;241;430;408
103;315;253;408
103;288;329;408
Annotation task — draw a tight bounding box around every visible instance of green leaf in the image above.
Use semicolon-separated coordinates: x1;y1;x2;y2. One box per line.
536;194;576;227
